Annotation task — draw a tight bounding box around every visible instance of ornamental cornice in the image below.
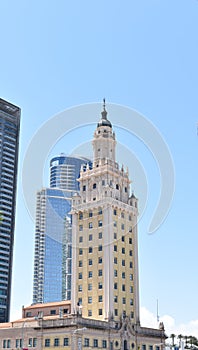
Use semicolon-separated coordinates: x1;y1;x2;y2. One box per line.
71;197;138;215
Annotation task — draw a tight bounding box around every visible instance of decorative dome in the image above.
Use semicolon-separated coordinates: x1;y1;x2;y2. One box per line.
97;98;112;128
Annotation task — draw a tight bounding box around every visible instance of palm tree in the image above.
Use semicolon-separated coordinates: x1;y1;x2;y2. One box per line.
184;336;188;349
178;335;183;348
170;334;176;349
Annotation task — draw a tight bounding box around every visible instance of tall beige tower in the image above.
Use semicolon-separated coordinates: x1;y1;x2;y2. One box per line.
71;101;140;324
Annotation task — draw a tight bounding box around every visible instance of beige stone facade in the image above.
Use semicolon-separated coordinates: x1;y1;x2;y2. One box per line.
71;104;140;324
0;313;166;350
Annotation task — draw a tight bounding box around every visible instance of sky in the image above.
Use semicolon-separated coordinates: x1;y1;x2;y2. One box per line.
0;0;198;339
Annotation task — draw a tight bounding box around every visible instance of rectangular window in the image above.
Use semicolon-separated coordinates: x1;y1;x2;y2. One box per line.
122;235;125;242
122;284;125;291
114;309;118;316
130;286;133;293
114;269;117;277
79;272;82;279
129;227;132;233
99;309;103;315
122;260;125;266
79;260;83;267
98;282;103;289
7;340;10;349
79;225;83;231
88;296;92;303
98;295;103;302
89;234;93;241
98;257;102;263
122;272;125;278
89;211;93;217
149;346;153;350
98;207;102;215
79;236;83;243
114;257;117;264
114;283;117;289
113;209;117;215
121;223;125;230
114;232;117;239
114;295;118;302
93;339;98;347
98;220;103;227
79;212;83;219
130;261;133;268
102;180;105;186
89;247;93;253
130;274;133;280
54;338;59;347
114;245;117;252
89;222;93;229
129;237;132;244
64;338;69;346
121;212;125;218
129;215;132;221
93;183;97;189
16;340;20;348
89;259;92;265
78;285;82;291
98;232;102;239
130;298;133;305
88;283;92;290
50;309;56;315
79;248;83;255
102;340;107;348
83;185;86;191
88;310;92;316
98;245;102;251
129;250;133;256
122;247;125;254
113;221;117;227
122;297;126;304
142;345;146;350
98;269;103;276
116;184;119;190
88;271;92;278
45;339;50;347
3;340;6;349
84;338;90;347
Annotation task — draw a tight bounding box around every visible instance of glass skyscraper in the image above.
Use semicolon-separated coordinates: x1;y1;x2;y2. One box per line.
50;154;92;190
0;98;20;322
33;155;91;304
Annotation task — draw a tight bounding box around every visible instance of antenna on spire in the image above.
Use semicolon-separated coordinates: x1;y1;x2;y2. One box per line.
157;299;160;323
101;98;107;119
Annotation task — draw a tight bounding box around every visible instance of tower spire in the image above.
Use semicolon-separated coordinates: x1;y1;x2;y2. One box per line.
101;98;107;120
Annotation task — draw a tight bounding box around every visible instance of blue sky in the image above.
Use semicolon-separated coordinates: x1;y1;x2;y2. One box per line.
1;0;198;336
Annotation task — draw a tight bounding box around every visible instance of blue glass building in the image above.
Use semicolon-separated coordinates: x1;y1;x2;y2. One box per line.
33;155;91;304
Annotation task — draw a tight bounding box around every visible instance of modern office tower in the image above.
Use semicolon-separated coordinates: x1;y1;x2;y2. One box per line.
33;156;91;304
50;154;92;190
0;98;20;322
71;102;140;323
